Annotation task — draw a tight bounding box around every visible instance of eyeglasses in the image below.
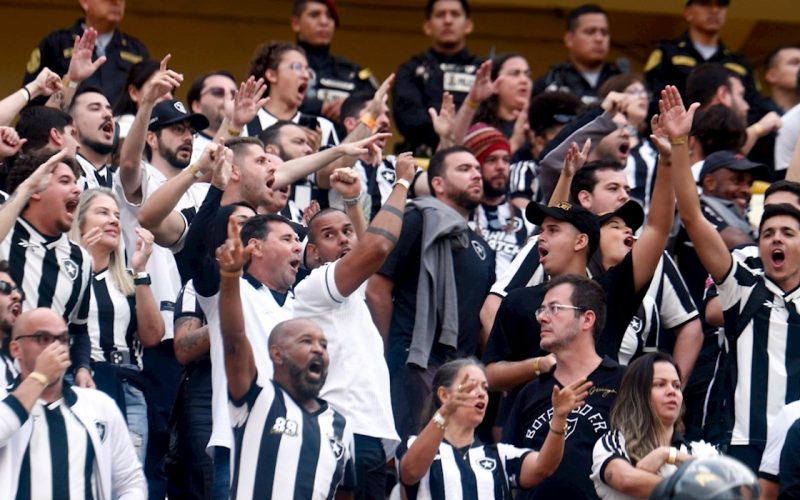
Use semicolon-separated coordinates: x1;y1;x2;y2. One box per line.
201;87;237;99
535;303;586;318
14;331;70;346
0;280;24;302
167;122;196;136
281;62;315;80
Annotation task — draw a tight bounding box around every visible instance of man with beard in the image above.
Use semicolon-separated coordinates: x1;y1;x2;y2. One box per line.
187;71;239;162
0;261;24;387
464;123;531;276
366;146;495;440
68;85;118;190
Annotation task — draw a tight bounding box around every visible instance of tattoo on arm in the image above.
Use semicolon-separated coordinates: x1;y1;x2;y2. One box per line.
380;205;404;219
366;226;398;245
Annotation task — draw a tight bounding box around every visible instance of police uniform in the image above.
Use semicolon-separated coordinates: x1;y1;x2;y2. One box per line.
532;61;622;106
298;41;376;117
644;32;759;112
23;19;149;106
393;48;482;156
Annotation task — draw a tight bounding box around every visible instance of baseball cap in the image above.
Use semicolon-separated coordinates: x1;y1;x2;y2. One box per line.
148;99;209;132
598;199;644;232
526;201;601;256
698;150;768;182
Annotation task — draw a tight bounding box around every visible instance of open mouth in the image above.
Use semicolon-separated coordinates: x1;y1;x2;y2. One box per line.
772;249;786;266
539;247;549;259
337;247;351;259
289;258;301;273
624;235;634;248
298;83;308;95
10;301;21;318
65;198;79;215
475;401;486;412
618;142;630;157
307;358;324;376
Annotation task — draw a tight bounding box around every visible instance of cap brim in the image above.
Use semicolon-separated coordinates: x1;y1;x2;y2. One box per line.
599;199;644;232
526;202;557;225
150;112;210;132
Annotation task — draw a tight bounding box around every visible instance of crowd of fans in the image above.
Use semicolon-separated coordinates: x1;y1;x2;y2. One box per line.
2;0;800;498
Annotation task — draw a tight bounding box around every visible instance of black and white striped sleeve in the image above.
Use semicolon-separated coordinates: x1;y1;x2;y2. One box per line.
174;281;206;323
591;430;631;487
489;236;543;298
656;253;699;329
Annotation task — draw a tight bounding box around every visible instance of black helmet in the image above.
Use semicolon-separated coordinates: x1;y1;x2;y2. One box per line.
649;456;760;499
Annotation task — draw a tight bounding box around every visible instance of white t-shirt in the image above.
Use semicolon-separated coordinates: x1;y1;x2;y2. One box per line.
760;401;800;477
293;261;400;457
775;103;800;172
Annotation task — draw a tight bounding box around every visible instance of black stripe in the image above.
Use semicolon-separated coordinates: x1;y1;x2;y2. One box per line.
62;244;85;323
251;384;285;499
15;445;31;500
662;255;696;313
429;448;446;500
84;428;95;500
325;411;348;499
8;223;29;304
294;405;323;498
46;407;69;500
486;446;509;499
36;246;60;309
92;275;117;355
454;445;478;500
505;241;541;292
3;394;28;423
784;303;800;404
749;307;771;443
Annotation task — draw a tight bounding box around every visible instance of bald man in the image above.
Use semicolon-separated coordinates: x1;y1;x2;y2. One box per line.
0;308;146;499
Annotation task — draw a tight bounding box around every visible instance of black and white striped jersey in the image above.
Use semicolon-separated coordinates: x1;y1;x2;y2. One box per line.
87;268;136;364
75;153;115;192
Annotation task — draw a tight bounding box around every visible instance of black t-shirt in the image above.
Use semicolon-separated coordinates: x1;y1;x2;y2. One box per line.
378;207;496;373
502;357;625;500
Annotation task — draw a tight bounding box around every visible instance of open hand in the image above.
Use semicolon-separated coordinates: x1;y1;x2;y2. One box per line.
563;139;591;177
130;227;155;272
429;91;455;142
67;28;107;83
231;76;268;130
21;148;68;195
439;372;481;419
467;60;501;104
551;377;592;419
657;85;699;140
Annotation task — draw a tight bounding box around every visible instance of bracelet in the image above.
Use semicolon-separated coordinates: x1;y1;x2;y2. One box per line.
669;135;688;146
133;272;151;286
227;127;242;137
432;410;448;430
753;123;765;138
62;77;79;89
189;163;204;179
219;269;243;279
343;195;362;207
360;113;376;130
667;446;678;465
20;87;31;102
533;357;541;377
465;97;479;110
28;371;49;388
393;178;411;191
549;420;567;436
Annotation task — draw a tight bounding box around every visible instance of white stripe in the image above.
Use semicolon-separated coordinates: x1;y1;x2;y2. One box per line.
439;445;463;500
270;397;303;499
471;447;495;499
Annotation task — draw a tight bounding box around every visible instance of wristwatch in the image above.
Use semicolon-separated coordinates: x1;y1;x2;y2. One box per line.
133;272;151;286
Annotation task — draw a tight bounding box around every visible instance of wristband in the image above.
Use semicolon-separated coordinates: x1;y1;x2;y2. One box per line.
28;371;49;388
63;77;79;89
343;195;362;207
432;410;448;430
465;97;479;110
393;178;411;191
549;420;567;436
227;127;242;137
133;272;151;286
189;163;204;179
360;113;376;130
220;269;243;279
20;87;31;102
667;446;678;465
533;357;541;377
669;135;688;146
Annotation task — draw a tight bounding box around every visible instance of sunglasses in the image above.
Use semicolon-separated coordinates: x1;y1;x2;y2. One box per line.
0;280;24;302
202;87;237;99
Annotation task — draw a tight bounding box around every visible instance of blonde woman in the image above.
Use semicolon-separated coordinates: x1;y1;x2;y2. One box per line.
69;187;164;462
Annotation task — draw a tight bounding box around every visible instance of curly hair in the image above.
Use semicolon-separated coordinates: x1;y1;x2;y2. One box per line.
248;41;305;94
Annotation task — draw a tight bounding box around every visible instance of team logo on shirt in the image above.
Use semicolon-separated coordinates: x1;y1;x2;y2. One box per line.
476;457;497;471
94;420;107;442
61;258;79;281
328;434;345;460
471;240;487;261
628;316;643;334
380;170;396;185
270;417;298;436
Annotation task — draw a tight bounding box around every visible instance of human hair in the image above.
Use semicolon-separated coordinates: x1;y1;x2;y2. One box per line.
240;213;292;245
224;136;264;166
16;106;73;153
569;160;625;203
425;0;470;19
259;120;300;148
528;91;583;137
427;357;484;419
544;274;606;338
685;63;737;108
765;180;800;206
186;71;236;109
69;188;134;296
473;52;527;128
427;145;473;195
566;3;607;31
597;73;647;100
759;203;800;235
340;91;373;124
306;208;347;245
248;41;305;94
7;149;79;196
764;44;800;72
610;352;683;465
112;60;161;115
690;105;747;157
68;83;108;114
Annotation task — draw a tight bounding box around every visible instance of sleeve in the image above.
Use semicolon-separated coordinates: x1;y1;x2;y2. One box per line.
392;60;438;151
496;443;533;489
339;420;358;490
185;186;223;297
759;407;797;479
489;237;542;298
715;257;757;312
590;430;630;487
394;436;419;484
377;209;422;280
69;267;92;371
104;395;147;499
509;160;538;201
483;293;525;364
657;253;699;329
174;283;206;323
700;203;729;231
293;263;343;313
0;394;28;447
596;252;650;356
779;419;800;497
775;109;800;172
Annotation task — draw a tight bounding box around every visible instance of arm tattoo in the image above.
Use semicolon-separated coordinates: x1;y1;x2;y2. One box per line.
380;205;404;219
366;226;398;245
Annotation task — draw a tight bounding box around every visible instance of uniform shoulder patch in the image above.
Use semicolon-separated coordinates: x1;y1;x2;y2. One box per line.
62;48;73;59
26;48;41;74
358;68;372;80
644;49;662;73
120;51;143;64
671;55;697;68
724;62;747;76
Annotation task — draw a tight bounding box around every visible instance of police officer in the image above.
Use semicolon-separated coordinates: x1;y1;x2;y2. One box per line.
292;0;377;124
23;0;149;107
532;4;622;106
392;0;482;157
645;0;759;116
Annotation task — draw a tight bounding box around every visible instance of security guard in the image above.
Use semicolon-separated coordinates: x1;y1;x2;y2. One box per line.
292;0;377;122
393;0;482;157
644;0;759;114
23;2;148;107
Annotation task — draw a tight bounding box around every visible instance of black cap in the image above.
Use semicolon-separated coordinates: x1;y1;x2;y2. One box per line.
598;199;644;232
148;99;209;132
699;150;768;182
526;201;601;256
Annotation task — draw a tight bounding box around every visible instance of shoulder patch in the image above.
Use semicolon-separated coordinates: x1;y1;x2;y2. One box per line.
644;49;662;73
358;68;372;80
671;55;697;68
26;48;41;74
724;62;747;76
62;47;73;59
120;51;143;64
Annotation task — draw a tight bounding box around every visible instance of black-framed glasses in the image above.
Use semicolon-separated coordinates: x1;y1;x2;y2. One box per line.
202;87;237;99
168;122;197;136
14;331;70;345
535;303;586;318
0;280;24;302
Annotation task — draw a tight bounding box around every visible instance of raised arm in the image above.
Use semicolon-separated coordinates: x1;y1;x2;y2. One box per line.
333;153;416;297
329;167;368;237
429;91;456;150
548;139;591;206
0;68;61;125
452;60;494;146
215;218;256;401
666;87;732;282
46;28;106;112
129;227;165;347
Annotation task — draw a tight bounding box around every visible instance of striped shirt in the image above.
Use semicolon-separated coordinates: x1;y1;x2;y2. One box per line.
16;398;96;500
0;350;17;390
624;139;658;217
75;153;115;192
88;268;136;364
470;202;532;278
397;437;531;500
229;377;353;500
508;160;539;204
715;257;800;447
